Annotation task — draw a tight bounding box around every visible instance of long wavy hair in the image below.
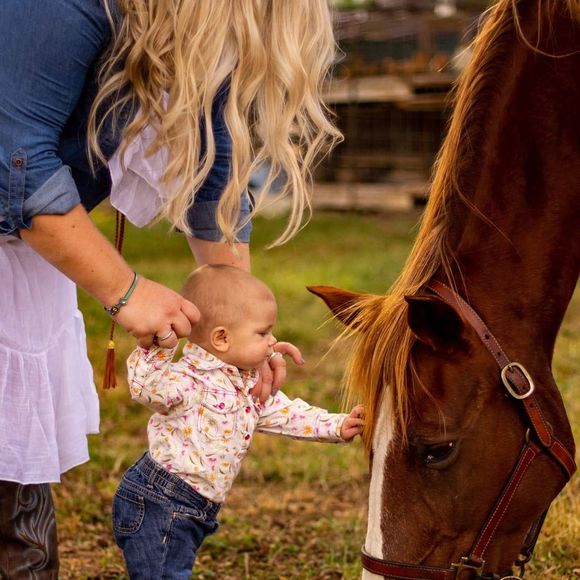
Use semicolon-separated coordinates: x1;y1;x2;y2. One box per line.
88;0;341;245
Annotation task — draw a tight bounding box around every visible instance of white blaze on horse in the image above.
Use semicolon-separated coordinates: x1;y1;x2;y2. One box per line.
311;0;579;578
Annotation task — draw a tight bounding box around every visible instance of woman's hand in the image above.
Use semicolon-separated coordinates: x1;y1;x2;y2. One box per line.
250;342;304;403
114;277;200;348
340;405;365;441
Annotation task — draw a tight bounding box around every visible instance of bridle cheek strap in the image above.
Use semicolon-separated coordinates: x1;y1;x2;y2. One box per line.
467;441;541;566
427;281;576;479
361;282;576;579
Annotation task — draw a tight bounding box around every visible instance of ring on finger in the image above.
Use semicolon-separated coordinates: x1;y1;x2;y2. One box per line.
268;352;284;361
156;330;174;342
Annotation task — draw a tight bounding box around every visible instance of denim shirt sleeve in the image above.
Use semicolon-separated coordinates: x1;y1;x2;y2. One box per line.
0;0;110;236
186;84;252;243
187;195;253;243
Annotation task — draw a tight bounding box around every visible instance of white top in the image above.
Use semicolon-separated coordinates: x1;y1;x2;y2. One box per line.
0;237;100;484
0;124;167;484
108;97;172;227
128;343;347;503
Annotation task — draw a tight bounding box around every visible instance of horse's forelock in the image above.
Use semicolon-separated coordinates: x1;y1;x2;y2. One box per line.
342;294;415;451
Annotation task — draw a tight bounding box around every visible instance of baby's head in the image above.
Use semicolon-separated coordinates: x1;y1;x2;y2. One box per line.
182;265;277;370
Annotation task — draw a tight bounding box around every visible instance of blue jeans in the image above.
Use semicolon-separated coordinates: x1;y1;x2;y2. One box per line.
113;453;220;579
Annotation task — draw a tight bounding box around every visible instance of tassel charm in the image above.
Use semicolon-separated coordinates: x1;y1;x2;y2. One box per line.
103;335;117;390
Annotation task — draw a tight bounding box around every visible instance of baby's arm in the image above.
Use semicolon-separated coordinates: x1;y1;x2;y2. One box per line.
257;391;352;442
127;346;185;414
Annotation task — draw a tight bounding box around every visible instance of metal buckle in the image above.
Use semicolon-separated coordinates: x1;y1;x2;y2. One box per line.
501;362;535;400
451;557;485;576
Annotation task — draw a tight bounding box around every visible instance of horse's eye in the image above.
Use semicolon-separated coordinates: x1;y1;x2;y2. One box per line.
414;441;459;469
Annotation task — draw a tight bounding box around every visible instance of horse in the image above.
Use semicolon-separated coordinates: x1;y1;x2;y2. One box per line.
310;1;579;577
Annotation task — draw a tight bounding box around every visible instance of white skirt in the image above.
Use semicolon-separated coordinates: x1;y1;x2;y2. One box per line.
0;237;100;484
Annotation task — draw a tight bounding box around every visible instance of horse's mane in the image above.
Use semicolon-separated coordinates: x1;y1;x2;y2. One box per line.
343;0;580;451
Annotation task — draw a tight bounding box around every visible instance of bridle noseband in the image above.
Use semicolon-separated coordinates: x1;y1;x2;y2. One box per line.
361;281;576;580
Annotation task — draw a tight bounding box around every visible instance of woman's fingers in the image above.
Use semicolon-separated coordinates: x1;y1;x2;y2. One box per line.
180;298;201;327
114;277;200;345
154;328;179;349
137;334;156;349
171;303;199;339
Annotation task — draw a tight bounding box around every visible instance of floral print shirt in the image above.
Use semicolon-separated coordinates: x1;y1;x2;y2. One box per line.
127;342;347;503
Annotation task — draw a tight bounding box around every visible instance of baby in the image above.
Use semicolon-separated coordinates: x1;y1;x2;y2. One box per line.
112;264;363;578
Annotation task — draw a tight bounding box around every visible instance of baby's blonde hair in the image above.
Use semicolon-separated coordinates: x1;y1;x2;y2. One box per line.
182;265;274;337
89;0;341;246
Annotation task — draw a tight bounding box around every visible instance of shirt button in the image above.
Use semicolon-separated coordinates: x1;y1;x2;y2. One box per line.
244;434;250;440
218;402;225;409
245;406;251;413
14;158;23;168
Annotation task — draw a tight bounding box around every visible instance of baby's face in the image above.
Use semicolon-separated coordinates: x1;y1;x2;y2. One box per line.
224;296;277;370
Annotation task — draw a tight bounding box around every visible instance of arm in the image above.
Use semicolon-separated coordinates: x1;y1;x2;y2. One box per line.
250;343;305;405
20;206;200;348
187;237;250;271
257;391;347;443
127;346;185;414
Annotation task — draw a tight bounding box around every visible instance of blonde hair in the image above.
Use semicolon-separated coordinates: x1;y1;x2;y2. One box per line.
89;0;341;245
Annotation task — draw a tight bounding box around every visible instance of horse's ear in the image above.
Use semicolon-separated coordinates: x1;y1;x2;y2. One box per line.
307;285;366;327
405;294;466;354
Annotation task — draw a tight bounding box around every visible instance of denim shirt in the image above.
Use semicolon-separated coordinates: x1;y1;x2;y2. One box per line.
0;0;251;242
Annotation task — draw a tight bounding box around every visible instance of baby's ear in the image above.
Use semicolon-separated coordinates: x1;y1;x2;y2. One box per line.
210;327;230;352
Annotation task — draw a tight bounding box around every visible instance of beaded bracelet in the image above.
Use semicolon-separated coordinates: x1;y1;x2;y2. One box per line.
104;272;139;317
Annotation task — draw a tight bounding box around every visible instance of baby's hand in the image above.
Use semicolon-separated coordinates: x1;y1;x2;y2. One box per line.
340;405;364;441
251;342;304;403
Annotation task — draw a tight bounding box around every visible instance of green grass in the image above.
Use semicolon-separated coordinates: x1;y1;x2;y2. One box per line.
55;208;579;579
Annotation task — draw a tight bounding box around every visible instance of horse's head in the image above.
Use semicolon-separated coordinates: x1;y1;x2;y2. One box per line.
309;284;574;577
308;0;579;575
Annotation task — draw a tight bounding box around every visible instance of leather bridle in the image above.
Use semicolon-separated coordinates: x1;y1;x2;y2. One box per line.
361;281;577;580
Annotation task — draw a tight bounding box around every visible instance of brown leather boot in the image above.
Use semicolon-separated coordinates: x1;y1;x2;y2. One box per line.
0;482;59;579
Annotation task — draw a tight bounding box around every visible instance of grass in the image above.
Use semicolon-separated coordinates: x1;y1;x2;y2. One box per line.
55;208;579;579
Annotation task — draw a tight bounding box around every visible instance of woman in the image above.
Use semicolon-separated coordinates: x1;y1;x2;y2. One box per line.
0;0;340;575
